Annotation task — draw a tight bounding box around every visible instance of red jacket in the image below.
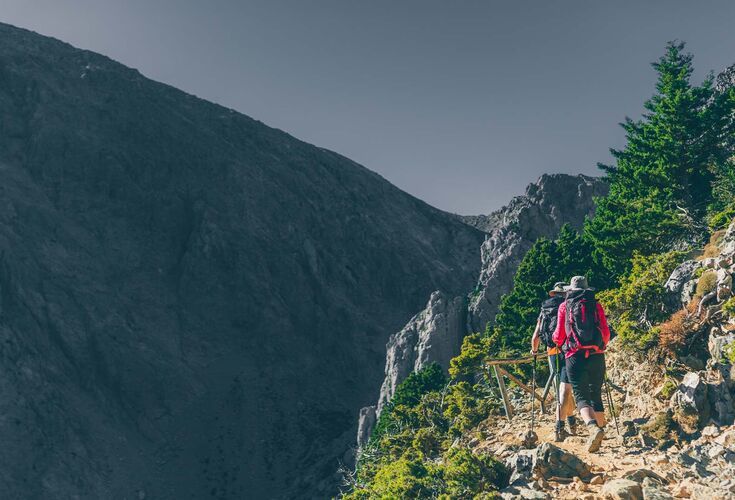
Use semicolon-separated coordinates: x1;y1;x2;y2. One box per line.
552;300;611;357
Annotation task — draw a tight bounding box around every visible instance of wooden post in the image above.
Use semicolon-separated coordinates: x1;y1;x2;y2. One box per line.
493;365;514;421
541;373;554;403
496;366;548;414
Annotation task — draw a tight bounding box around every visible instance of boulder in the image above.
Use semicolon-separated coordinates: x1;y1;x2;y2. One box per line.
533;443;592;480
720;219;735;256
680;279;697;305
671;372;711;433
707;377;735;425
500;485;550;499
601;479;643;500
642;485;674;499
708;331;735;363
505;450;536;485
665;261;701;308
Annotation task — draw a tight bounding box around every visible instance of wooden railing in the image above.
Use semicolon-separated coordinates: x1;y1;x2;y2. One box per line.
484;353;558;421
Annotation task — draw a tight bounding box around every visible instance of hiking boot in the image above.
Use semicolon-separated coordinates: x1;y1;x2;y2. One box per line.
586;425;605;452
554;426;569;442
567;416;578;435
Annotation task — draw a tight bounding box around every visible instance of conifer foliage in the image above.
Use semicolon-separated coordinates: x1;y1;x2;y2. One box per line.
587;41;735;280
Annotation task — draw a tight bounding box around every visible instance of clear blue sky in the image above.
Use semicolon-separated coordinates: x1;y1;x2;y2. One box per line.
2;1;735;213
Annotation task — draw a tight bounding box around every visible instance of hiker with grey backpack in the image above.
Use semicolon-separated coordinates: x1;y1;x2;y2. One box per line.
552;276;612;453
530;281;577;442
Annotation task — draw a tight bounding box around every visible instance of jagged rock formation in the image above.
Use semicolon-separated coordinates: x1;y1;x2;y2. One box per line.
375;291;464;417
358;174;608;447
467;173;608;332
0;23;486;499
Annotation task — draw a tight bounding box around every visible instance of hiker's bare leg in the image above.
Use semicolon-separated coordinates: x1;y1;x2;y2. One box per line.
594;411;606;427
580;406;596;424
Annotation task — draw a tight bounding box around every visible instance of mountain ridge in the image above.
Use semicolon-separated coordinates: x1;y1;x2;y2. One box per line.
0;22;485;498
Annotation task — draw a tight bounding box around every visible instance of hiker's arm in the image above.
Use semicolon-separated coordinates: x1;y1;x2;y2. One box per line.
596;302;611;346
531;316;541;354
552;302;566;347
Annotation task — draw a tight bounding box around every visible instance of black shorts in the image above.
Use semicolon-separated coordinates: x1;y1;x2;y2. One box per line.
548;353;569;384
565;351;606;412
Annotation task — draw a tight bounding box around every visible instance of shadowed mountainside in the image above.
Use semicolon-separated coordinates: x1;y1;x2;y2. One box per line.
0;23;485;499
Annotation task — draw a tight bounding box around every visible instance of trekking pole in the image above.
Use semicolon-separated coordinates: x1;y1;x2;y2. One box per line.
555;354;561;417
604;377;620;436
531;354;537;433
523;353;539;448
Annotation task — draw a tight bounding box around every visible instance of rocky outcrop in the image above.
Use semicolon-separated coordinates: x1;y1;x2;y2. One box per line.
468;174;608;331
0;23;486;499
375;291;464;416
356;406;377;450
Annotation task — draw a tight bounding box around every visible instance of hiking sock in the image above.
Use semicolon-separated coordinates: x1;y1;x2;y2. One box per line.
567;416;576;427
585;420;598;428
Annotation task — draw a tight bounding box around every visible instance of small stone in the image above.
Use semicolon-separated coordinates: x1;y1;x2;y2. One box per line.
623;468;666;485
600;478;644;500
590;475;605;485
701;425;721;438
706;444;725;459
671;482;692;498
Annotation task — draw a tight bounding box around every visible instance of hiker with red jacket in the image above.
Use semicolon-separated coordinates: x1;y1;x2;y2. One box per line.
530;281;577;442
553;275;611;453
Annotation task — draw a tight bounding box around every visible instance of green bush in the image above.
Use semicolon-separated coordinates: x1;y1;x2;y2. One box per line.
442;447;509;498
724;342;735;365
346;457;444;499
709;209;735;231
450;332;493;379
372;363;447;443
659;378;678;399
444;381;498;437
598;251;685;350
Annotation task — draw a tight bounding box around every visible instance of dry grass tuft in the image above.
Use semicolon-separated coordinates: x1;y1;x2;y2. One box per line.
701;229;727;259
695;271;717;297
658;299;700;355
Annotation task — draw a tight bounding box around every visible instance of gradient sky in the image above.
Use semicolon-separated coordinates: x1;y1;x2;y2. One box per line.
2;1;735;214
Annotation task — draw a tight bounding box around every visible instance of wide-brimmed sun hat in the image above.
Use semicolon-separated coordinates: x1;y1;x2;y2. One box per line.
566;275;591;291
549;282;568;296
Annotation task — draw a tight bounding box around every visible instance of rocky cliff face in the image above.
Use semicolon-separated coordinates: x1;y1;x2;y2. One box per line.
0;23;485;499
358;174;608;447
467;173;608;332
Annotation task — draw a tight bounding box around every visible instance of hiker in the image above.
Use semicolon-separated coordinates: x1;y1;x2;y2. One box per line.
552;275;611;453
531;281;577;442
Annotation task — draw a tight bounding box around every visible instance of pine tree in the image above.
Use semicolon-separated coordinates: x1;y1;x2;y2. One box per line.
586;41;733;280
488;225;594;356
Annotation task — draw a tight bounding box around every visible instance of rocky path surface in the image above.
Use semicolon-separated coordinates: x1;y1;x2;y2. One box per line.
472;353;735;499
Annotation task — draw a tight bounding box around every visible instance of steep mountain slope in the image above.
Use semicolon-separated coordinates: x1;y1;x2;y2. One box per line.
0;23;485;499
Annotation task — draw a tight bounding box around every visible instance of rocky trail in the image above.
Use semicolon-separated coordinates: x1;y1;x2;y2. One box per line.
471;346;735;499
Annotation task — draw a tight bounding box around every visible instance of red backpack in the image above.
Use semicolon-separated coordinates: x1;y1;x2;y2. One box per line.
564;289;605;356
